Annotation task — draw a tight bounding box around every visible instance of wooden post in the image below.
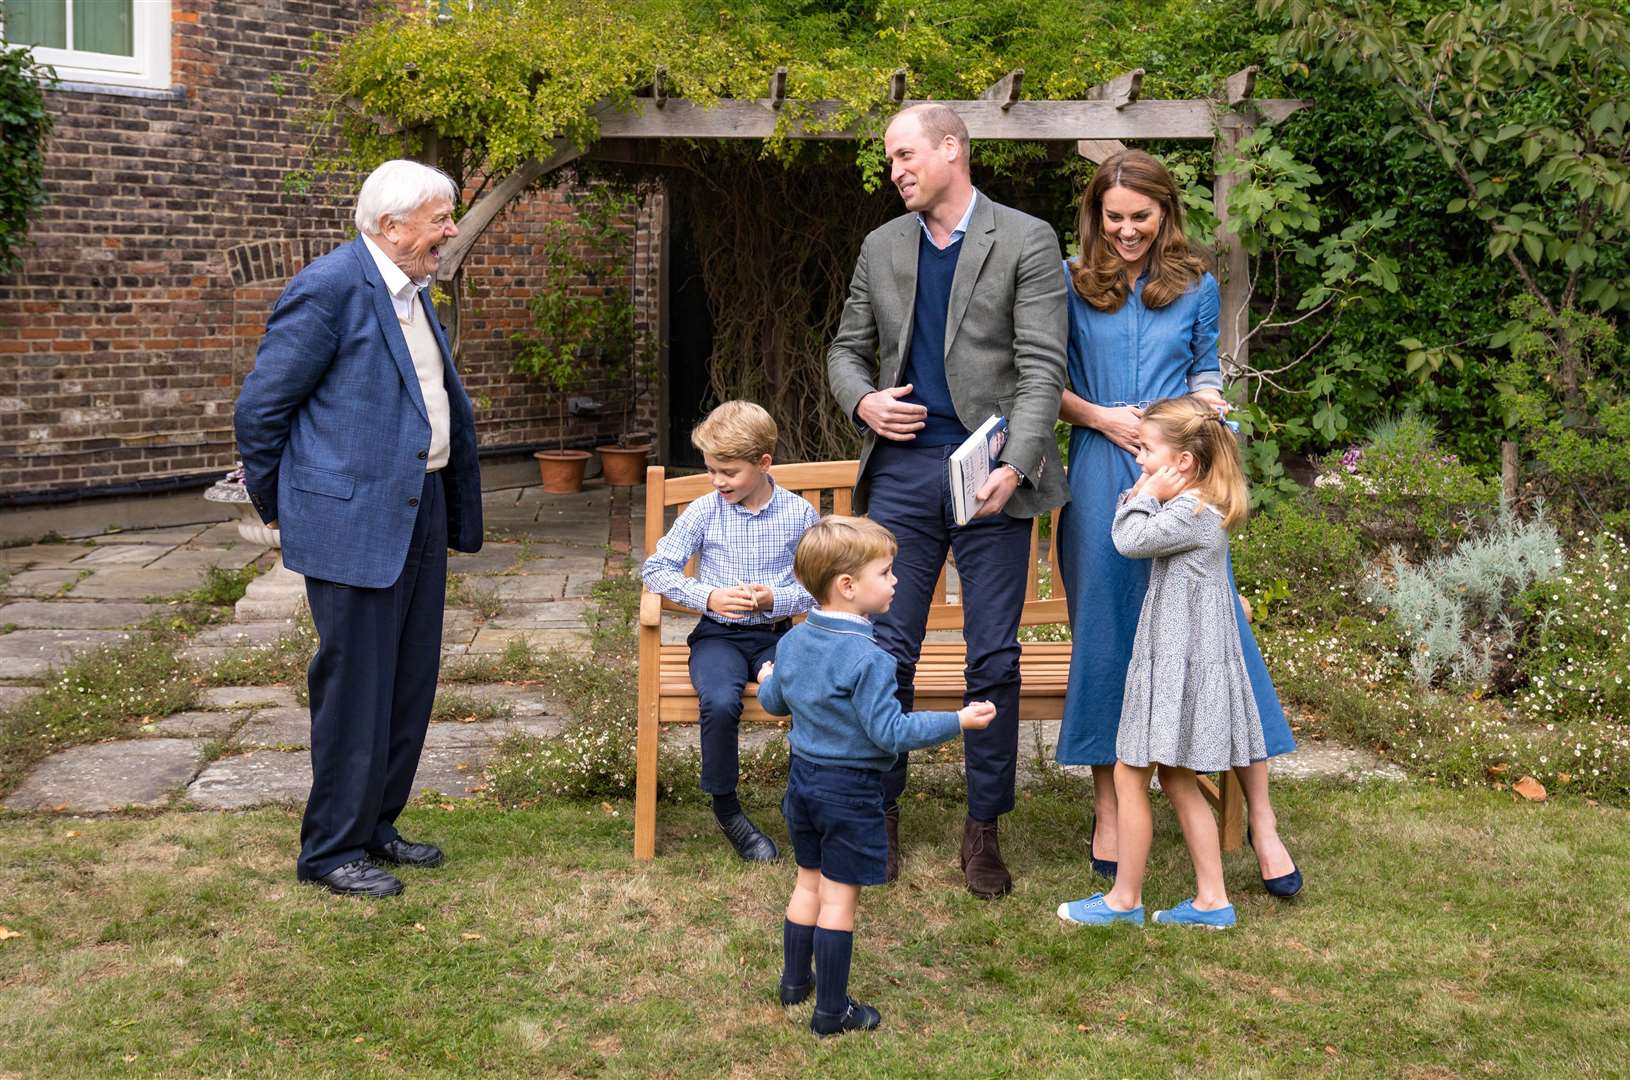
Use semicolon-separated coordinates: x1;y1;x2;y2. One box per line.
769;66;788;110
1502;440;1519;504
634;466;667;859
888;68;907;104
979;69;1024;111
1213;67;1258;380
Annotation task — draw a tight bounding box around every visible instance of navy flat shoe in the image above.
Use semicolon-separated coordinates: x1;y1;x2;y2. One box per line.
1089;812;1117;880
1247;826;1303;899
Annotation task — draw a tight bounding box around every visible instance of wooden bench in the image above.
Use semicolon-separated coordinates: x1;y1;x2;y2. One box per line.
633;460;1243;859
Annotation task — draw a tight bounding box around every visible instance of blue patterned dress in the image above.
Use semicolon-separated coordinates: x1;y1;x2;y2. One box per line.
1054;264;1295;765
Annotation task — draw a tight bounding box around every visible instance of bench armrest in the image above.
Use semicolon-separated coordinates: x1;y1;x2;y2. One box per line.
639;589;663;628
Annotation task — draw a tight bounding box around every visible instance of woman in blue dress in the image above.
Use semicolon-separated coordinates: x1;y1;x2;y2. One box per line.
1055;150;1301;896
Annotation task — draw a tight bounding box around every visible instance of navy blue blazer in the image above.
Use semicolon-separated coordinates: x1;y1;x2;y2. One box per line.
234;239;484;588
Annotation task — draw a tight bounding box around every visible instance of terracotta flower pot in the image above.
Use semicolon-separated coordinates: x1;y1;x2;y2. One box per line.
534;449;590;493
596;443;650;486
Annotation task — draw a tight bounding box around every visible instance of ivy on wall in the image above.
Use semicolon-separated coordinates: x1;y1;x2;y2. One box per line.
0;46;55;276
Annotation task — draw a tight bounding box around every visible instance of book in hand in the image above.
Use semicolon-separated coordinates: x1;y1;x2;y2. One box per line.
949;414;1009;526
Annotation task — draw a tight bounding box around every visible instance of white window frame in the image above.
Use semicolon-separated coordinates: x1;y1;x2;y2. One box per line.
3;0;171;91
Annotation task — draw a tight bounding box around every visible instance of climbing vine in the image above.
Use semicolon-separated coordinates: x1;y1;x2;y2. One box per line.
0;46;55;276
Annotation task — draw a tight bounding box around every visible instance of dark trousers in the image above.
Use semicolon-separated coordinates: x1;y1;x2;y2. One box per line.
865;441;1031;821
687;616;790;796
297;470;447;879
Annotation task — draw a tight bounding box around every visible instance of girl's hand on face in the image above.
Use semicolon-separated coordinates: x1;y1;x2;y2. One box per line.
1093;404;1144;454
1144;465;1187;502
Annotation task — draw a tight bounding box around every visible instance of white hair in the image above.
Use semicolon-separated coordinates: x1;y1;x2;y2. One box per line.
353;159;459;236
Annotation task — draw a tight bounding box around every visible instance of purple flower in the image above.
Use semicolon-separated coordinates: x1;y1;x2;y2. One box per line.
1341;447;1363;474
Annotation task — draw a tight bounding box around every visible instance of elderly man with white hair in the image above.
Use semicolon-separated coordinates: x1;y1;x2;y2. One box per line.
235;159;485;897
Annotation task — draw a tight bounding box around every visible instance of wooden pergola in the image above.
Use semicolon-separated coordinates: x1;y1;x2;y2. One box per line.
419;65;1308;378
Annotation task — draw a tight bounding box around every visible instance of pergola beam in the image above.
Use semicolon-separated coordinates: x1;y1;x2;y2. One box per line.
435;139;583;282
1076;68;1145;164
590;96;1301;141
978;69;1024;111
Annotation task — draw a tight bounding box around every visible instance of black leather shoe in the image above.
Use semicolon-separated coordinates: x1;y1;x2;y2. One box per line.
305;859;403;898
717;811;779;862
367;838;444;868
811;997;882;1037
778;980;813;1006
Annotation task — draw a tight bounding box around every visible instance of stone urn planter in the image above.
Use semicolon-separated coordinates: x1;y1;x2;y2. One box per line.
534;449;591;494
203;475;281;548
595;441;650;487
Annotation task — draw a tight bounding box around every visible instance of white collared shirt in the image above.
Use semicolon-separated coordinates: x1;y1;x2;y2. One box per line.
362;233;433;322
916;189;979;250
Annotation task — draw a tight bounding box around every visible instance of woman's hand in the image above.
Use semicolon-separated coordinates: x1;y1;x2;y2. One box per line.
1091;403;1144;454
1191;388;1228;413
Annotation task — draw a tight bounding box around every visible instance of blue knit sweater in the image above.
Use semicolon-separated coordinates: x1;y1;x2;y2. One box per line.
757;610;962;771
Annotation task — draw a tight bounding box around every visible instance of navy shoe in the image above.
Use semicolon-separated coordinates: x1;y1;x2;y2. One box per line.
1089;812;1117;880
811;997;881;1037
717;811;779;863
1247;826;1303;899
778;980;812;1006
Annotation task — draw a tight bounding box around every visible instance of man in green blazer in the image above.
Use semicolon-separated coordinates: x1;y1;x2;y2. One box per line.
827;103;1068;898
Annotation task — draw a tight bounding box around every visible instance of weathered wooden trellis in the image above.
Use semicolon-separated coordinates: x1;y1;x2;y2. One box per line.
419;64;1308;381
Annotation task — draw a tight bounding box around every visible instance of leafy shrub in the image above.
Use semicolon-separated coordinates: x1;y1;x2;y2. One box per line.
1313;412;1496;556
189;564;259;607
1514;531;1630;726
1363;505;1562;688
0;45;55;275
1230;498;1364;624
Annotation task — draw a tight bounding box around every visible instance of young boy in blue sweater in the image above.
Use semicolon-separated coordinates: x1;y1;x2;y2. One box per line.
756;515;994;1037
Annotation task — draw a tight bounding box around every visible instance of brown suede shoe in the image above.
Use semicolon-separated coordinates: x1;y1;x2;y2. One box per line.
959;816;1012;899
883;804;900;883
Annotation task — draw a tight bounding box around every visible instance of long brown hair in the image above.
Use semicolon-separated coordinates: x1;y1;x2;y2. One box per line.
1070;149;1208;312
1140;396;1249;531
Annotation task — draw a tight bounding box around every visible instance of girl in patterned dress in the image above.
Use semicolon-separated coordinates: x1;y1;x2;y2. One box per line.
1057;396;1264;930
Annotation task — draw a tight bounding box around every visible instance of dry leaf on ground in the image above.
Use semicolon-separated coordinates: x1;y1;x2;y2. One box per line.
0;926;23;941
1513;776;1547;801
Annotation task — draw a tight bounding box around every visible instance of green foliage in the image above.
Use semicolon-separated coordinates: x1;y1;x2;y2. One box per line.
510;184;648;436
1363;503;1562;688
188;564;260;607
1515;531;1630;726
1312;412;1496;555
1496;297;1630;535
0;45;55;275
429;687;515;725
197;612;319;689
1230;498;1364;624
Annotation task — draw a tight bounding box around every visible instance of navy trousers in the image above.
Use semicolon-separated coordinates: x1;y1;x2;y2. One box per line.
297;470;447;880
687;616;790;796
865;441;1032;821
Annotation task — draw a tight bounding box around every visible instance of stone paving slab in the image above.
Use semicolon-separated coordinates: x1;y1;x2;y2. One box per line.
186;750;310;810
2;568;88;597
489;575;568;601
444;683;568;719
4;738;207;812
199;685;299;709
147;710;247;738
1;544;95;571
0;685;37;710
0;600;165;629
70;567;208;600
447;546;525;575
193;522;251;546
77;544;164;567
188;622;295;649
1269;741;1406;782
442;608;481;647
486;599;593;630
90;525;210;546
563;574;600;599
409;746;494;799
523;555;607;576
0;628;137;678
144;546;265;572
467;627;589;655
233;706;311;749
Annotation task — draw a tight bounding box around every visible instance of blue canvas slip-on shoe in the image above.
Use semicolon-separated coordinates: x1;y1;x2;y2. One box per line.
1248;826;1304;899
1057;892;1144;927
1152;898;1237;929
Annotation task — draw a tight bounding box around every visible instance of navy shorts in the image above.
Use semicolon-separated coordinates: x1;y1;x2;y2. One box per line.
781;755;889;887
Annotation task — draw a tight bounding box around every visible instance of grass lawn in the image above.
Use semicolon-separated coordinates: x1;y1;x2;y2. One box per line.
2;781;1627;1078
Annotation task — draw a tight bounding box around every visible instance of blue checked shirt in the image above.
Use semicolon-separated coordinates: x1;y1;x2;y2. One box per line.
641;481;820;624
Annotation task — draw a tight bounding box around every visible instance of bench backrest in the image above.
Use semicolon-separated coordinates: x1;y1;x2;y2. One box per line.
641;461;1067;630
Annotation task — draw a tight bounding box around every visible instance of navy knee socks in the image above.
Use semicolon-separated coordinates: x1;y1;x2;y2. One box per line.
782;919;814;988
813;927;854;1015
712;791;742;823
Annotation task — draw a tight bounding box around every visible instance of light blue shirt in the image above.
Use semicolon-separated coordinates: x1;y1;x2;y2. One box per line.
640;480;819;624
916;189;979;250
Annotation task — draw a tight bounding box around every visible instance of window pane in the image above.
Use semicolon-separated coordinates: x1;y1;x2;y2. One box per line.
72;0;131;56
1;0;69;49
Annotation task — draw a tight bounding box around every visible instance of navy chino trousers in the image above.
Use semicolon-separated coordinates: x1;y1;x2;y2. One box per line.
297;470;447;880
688;616;790;796
865;441;1032;821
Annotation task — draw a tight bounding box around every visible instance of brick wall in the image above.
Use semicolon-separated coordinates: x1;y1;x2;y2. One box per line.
0;1;660;502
